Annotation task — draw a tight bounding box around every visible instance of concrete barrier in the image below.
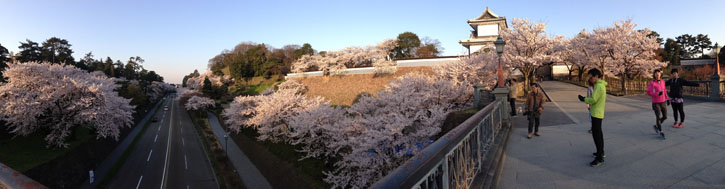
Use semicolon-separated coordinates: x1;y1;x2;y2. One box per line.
0;162;47;189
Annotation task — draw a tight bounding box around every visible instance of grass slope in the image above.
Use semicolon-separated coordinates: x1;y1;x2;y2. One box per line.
292;67;433;106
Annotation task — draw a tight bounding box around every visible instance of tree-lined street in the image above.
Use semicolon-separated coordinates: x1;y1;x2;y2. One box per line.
108;95;216;189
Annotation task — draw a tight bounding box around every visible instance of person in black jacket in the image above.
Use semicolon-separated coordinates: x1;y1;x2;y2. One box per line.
665;69;700;128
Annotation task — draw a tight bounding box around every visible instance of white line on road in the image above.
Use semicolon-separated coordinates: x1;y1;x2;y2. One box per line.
147;150;153;162
184;154;188;170
154;134;158;143
161;100;174;189
182;138;184;146
158;126;161;131
136;175;143;189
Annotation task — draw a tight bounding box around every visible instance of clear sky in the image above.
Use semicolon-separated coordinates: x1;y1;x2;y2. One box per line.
1;0;723;84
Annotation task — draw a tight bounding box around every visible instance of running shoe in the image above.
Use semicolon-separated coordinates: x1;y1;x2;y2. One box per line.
672;122;679;128
653;125;660;134
590;159;604;167
678;122;685;128
660;132;666;140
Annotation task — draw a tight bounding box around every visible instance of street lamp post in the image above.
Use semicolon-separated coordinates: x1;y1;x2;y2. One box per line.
494;36;507;88
715;43;720;76
224;133;228;154
711;43;721;100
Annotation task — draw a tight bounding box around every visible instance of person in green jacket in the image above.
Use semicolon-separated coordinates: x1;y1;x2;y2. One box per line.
578;68;607;167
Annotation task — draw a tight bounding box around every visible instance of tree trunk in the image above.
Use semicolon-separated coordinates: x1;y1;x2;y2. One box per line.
521;67;535;95
621;74;627;95
577;67;584;81
568;70;573;80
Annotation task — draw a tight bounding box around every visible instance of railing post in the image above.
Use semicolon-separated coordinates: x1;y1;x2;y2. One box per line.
711;74;721;100
492;87;510;122
474;84;481;109
442;159;449;189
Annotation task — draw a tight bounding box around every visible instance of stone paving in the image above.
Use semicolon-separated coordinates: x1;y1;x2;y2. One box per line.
500;81;725;188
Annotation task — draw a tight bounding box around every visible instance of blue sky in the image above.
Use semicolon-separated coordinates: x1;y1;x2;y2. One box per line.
1;0;723;83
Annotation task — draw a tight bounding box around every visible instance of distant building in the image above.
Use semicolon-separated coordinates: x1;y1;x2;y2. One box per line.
680;59;717;70
677;58;723;79
679;58;724;73
459;7;508;55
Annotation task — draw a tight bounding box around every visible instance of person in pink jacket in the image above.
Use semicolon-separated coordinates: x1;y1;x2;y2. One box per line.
647;69;670;139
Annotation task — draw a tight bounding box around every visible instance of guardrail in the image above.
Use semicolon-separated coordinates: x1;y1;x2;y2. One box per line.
373;99;505;189
554;76;722;99
0;162;47;189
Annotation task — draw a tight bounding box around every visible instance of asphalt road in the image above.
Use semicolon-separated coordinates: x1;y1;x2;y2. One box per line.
108;95;217;189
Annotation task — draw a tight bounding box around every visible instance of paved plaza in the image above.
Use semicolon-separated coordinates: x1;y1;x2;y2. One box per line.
500;81;725;188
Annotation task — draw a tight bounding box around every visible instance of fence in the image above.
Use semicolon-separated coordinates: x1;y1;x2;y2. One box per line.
373;99;505;189
680;80;712;97
554;76;715;97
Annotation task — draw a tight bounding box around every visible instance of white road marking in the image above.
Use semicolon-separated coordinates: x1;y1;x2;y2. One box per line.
147;150;153;162
182;138;184;146
154;134;158;143
161;101;174;189
184;155;188;170
158;126;161;131
136;175;143;189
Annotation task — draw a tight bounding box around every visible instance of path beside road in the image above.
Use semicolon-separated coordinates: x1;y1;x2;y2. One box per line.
207;112;272;189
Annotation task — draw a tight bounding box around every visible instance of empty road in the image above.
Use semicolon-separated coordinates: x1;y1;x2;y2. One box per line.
108;95;217;189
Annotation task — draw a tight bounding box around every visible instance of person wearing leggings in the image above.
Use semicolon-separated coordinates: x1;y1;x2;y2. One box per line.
647;69;669;139
665;69;699;128
578;68;607;167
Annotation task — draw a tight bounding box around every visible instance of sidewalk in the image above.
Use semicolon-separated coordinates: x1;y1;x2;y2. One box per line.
206;112;272;189
500;81;725;188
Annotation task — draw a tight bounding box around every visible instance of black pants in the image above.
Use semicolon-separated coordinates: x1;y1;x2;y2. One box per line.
509;98;516;115
672;102;684;122
591;117;604;160
528;113;540;133
652;102;668;131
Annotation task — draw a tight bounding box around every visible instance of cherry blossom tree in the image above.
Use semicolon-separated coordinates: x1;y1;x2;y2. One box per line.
185;71;232;90
439;48;507;90
0;62;134;148
176;87;203;107
147;81;175;101
601;19;666;94
287;105;348;160
320;73;463;188
292;39;398;76
567;30;599;81
185;96;216;111
501;18;561;93
373;39;398;75
224;49;510;187
223;80;327;142
589;27;618;78
275;79;308;95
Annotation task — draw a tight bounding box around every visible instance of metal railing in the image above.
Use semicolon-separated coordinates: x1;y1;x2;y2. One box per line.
373;99;505;189
680;80;711;97
555;76;718;98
